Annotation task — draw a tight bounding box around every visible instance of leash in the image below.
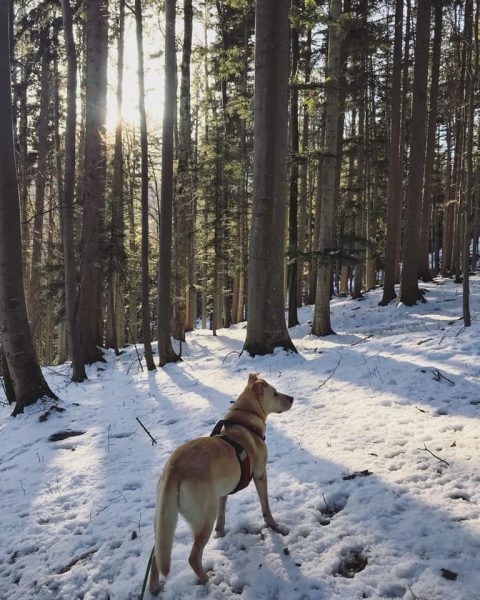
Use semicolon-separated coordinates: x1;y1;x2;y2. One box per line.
139;546;154;600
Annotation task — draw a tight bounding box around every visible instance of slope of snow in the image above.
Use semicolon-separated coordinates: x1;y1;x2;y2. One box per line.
1;277;480;600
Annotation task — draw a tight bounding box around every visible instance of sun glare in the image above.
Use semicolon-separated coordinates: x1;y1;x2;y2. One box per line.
106;20;164;132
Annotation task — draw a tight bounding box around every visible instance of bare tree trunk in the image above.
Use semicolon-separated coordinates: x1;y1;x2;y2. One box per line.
134;0;156;371
106;0;126;354
173;0;194;339
0;3;57;415
60;0;86;381
399;0;431;306
77;0;108;363
379;0;403;305
297;28;312;307
157;0;181;365
312;0;343;336
418;1;443;282
442;121;454;275
243;0;296;355
352;88;365;300
28;29;50;342
462;0;476;326
288;0;300;328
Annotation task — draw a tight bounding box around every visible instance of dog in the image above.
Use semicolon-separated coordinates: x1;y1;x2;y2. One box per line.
149;372;294;595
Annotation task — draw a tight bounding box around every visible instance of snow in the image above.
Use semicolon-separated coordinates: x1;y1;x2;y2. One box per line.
1;277;480;600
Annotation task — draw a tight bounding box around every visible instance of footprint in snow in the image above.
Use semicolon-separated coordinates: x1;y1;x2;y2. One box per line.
318;493;348;525
334;548;368;578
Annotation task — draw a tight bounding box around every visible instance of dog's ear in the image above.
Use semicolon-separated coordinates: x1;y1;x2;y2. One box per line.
252;379;267;400
248;372;259;385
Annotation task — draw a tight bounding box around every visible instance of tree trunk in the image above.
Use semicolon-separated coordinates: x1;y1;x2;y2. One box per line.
243;0;296;356
173;0;194;339
399;0;431;306
77;0;108;363
60;0;86;381
0;3;57;415
288;0;300;328
312;0;343;336
462;0;476;326
418;1;443;282
106;0;126;354
297;28;312;308
157;0;181;366
28;29;50;342
135;0;156;371
379;0;403;305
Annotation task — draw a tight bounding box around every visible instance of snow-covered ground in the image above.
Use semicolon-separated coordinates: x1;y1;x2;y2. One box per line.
1;277;480;600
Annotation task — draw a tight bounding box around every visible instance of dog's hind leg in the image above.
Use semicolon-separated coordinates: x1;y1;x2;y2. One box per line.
215;496;227;538
149;552;162;596
188;511;216;584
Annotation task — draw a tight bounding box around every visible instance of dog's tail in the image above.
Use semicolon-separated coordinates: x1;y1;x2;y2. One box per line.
151;474;179;590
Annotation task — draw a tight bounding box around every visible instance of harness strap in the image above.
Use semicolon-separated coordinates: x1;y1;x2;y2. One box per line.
210;420;253;495
210;418;265;441
218;435;252;494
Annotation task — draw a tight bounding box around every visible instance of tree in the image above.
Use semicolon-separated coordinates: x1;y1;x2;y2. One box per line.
77;0;109;363
311;0;343;335
135;0;156;371
106;0;126;355
157;0;181;366
288;0;300;328
379;0;403;306
172;0;194;341
59;0;86;381
0;1;57;415
399;0;431;306
418;0;443;282
243;0;297;356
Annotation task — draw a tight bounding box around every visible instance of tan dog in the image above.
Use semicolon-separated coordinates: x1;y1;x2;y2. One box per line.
149;373;294;595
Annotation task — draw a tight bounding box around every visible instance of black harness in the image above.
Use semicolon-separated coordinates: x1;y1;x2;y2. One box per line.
210;419;264;495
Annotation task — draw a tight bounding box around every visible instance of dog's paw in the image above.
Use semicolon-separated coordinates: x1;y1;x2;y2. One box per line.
267;521;289;536
214;527;225;538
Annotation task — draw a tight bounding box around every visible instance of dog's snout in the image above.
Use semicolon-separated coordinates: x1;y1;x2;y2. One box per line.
287;395;294;405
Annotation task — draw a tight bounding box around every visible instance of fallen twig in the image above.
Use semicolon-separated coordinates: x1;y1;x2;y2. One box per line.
438;317;463;346
57;547;98;574
431;369;455;386
407;585;420;600
350;334;373;346
136;416;157;445
318;354;342;390
128;326;144;373
418;442;449;466
222;350;242;365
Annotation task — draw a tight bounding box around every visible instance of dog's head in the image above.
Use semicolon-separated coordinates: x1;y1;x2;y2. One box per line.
247;373;294;416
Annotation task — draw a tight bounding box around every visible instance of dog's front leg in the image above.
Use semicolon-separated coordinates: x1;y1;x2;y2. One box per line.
253;470;289;535
215;496;227;537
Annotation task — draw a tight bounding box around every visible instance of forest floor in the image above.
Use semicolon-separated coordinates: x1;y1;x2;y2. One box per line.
1;277;480;600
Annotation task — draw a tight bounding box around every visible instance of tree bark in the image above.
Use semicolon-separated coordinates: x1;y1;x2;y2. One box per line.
399;0;431;306
379;0;403;305
157;0;181;366
0;3;57;415
135;0;156;371
288;0;300;328
312;0;343;335
418;1;443;282
60;0;86;381
77;0;108;362
243;0;297;356
28;28;50;342
106;0;126;354
173;0;194;339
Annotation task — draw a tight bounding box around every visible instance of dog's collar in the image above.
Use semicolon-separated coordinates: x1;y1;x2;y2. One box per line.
210;419;265;441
